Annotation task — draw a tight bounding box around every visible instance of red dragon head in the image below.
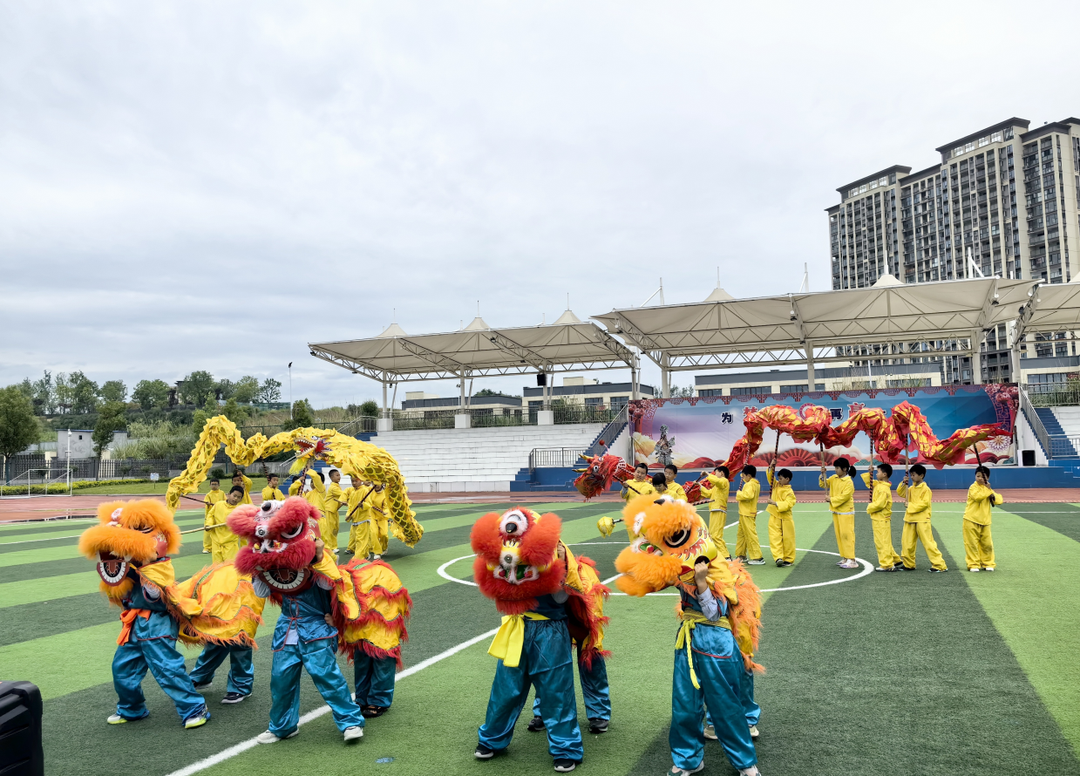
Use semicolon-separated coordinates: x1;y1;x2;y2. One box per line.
573;454;635;500
78;499;181;598
229;496;321;596
470;507;565;615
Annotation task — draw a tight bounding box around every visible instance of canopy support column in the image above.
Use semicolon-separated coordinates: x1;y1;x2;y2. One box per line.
377;380;393;432
805;341;816;389
456;374;471;429
661;354;670;398
971;329;984;385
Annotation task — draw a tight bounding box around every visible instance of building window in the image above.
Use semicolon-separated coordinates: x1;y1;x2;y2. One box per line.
610;396;629;411
585;397;603;408
698;389;723;398
528;401;543;411
886;378;931;387
779;383;826;393
730;386;772;396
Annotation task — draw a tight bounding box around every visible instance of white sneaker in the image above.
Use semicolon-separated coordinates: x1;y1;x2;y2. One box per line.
343;726;364;742
838;559;859;569
749;724;760;739
373;555;382;560
703;724;717;740
256;730;298;744
969;567;981;572
739;768;761;776
747;558;766;565
984;567;995;572
669;763;705;776
107;714;128;725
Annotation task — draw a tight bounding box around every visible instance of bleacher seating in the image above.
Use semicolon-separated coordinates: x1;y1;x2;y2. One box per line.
1043;407;1080;458
368;424;607;492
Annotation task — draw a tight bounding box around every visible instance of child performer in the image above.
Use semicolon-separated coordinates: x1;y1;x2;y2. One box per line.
206;487;243;563
861;463;902;572
735;465;764;565
621;462;656;502
765;465;796;567
262;474;285;502
820;457;857;569
231;470;253;506
701;465;731;559
202;479;225;554
962;465;1002;572
897;464;948;572
323;469;346;554
665;464;689;502
366;483;390;561
344;479;372;555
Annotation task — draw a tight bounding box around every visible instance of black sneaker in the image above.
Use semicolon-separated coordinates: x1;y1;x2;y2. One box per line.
192;680;212;690
898;565;916;571
774;559;784;567
779;561;793;567
588;718;609;734
527;716;546;732
220;692;246;704
474;744;495;760
554;759;578;773
927;567;948;573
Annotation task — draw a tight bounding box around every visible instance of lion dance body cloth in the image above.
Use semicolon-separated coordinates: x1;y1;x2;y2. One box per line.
615;495;763;774
471;507;609;767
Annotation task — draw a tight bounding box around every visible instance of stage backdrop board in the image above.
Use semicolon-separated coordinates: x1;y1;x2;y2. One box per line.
628;385;1017;470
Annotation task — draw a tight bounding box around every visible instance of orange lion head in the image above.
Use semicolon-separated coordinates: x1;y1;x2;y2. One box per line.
470;507;565;615
614;495;719;596
78;499;181;597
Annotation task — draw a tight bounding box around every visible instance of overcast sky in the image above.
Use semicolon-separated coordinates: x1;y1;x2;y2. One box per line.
3;1;1079;408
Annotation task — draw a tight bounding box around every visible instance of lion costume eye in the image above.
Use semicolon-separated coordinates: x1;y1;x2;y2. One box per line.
663;528;691;549
499;509;529;537
280;523;304;540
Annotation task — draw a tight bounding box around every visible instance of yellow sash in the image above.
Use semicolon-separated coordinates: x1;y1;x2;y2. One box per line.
675;609;731;689
487;612;549;668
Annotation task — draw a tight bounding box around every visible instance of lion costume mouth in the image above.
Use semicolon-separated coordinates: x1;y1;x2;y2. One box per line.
260;567;311;593
97;551;130;586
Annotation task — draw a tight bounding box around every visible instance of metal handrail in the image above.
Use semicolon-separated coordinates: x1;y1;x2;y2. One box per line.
1018;385;1052;457
582;404;629;459
529;447;586;473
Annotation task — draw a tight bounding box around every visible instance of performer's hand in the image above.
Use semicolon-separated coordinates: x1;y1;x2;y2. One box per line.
314;538;325;562
324;614;334;627
694;561;709;589
556;543;566;561
901;475;910;486
767;499;777;507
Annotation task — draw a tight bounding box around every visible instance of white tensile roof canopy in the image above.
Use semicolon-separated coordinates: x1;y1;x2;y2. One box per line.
1016;275;1080;335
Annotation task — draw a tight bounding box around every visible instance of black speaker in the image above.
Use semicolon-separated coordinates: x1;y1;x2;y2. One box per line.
1021;449;1036;467
537;373;547;387
0;681;44;776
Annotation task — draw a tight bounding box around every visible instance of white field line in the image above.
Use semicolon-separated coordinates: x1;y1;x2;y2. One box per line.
163;627;500;776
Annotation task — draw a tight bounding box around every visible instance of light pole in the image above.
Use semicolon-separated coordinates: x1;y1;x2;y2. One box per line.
288;362;293;418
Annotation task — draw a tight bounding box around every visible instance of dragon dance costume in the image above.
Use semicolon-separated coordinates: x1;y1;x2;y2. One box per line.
616;495;763;776
471;508;609;767
78;500;263;728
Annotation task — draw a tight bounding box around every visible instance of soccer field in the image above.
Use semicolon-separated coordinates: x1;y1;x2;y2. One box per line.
3;500;1080;776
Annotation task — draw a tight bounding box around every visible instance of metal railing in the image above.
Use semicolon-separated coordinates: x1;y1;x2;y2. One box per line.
1049;436;1080;459
1018;386;1052;458
582;405;629;459
529;447;586;473
1023;383;1080;408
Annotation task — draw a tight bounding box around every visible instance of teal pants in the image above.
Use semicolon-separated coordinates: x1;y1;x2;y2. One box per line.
532;652;611;721
353;652;397;708
268;639;365;737
113;637;207;724
190;644;254;696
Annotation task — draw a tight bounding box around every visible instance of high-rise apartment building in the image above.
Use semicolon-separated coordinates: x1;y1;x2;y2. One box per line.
827;117;1080;383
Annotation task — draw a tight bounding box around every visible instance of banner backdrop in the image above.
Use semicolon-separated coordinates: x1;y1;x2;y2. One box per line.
628;385;1017;469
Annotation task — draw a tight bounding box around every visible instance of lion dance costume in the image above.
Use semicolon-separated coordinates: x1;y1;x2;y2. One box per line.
228;497;411;742
470;508;609;769
616;495;763;776
79;499;263;728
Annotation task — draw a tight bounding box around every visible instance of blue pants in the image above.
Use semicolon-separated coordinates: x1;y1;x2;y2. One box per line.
479;619;584;762
532;652;611;722
670;626;756;772
189;644;254;696
112;637;207;724
353;652;397;708
707;662;761;728
269;638;365;737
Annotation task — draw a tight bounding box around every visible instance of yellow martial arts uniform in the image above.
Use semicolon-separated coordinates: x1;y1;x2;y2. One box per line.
962;482;1002;570
207;501;239;563
734;477;762;560
322;480;345;551
667;482;689;502
621;478;657;539
897;480;947;571
202;489;225;552
261;485;285;502
702;474;731;558
861;473;901;569
766;469;796;564
233;474;253;505
355;489;389;558
821;473;855;559
344;484;372;553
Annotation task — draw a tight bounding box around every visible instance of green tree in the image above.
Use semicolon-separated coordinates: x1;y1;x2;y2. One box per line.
359;400;380;417
233;376;260;403
180;371;216;405
53;373;74;413
215;379;236;400
100;380;127;404
474;388;502;397
191;395;219;436
222;397;249;425
92;402;127;459
68;371;100;414
32;371;54;413
257;378;282;403
0;387;39;480
282;399;314;431
132;379;170;411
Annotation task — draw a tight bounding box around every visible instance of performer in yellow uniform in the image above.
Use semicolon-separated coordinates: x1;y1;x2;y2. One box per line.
962;466;1002;572
664;464;688;502
344;479;372;554
354;483;389;559
897;464;947;572
861;463;902;572
261;473;285;502
734;465;764;565
323;469;346;554
621;462;656;502
765;466;796;567
231;471;253;506
206;487;243;563
820;458;857;569
701;466;731;559
202;478;225;553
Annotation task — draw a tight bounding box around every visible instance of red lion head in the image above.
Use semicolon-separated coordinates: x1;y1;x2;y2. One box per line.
573;454;635;500
229;496;321;597
470;507;565;615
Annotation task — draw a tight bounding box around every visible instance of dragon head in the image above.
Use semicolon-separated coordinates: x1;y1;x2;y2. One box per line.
573;454;635;500
288;433;332;474
79;500;181;596
470;507;565;615
229;496;321;594
614;494;720;596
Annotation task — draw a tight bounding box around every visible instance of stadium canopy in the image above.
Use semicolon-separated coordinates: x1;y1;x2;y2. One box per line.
309;309;639;412
1015;276;1080;336
593;276;1035;395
